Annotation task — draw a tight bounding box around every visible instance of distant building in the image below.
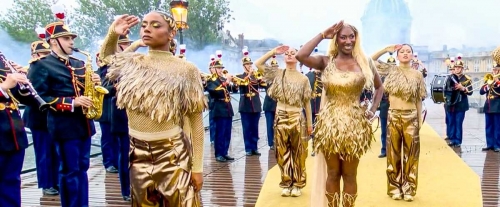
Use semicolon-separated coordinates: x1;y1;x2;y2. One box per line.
361;0;412;55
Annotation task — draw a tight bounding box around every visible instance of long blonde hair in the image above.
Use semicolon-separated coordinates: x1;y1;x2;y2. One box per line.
327;24;374;90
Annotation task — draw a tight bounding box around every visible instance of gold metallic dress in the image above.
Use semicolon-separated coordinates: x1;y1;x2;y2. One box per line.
380;62;427;199
100;25;206;207
262;62;312;190
313;58;374;160
310;57;376;207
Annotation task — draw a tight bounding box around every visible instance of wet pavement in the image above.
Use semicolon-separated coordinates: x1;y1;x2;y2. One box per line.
20;91;499;206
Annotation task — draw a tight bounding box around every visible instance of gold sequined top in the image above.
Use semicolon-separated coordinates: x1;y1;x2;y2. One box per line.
99;25;207;173
380;62;427;102
256;50;313;127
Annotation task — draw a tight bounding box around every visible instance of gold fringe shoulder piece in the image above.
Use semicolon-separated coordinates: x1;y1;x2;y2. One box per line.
376;60;394;77
493;45;500;63
268;69;312;107
106;51;207;124
383;66;426;102
262;64;279;83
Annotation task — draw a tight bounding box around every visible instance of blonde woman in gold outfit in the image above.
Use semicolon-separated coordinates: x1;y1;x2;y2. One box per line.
255;45;313;197
100;13;206;206
371;44;427;202
296;21;384;207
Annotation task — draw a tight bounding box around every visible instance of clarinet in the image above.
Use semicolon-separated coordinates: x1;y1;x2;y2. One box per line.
0;52;48;111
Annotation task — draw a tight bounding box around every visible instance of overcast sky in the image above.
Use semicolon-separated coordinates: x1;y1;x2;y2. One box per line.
3;0;500;51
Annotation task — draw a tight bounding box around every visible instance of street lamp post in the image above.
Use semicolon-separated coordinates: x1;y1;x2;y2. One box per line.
170;0;189;44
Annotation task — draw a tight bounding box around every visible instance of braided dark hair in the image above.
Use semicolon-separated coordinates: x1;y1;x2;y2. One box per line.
152;11;178;54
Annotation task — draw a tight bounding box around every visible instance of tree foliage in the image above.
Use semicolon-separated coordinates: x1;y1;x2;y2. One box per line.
75;0;233;50
1;0;234;50
183;0;234;49
0;0;57;43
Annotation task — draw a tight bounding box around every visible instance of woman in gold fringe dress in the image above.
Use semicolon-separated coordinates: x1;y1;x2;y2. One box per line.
371;44;427;202
255;45;313;197
296;21;384;207
99;13;206;206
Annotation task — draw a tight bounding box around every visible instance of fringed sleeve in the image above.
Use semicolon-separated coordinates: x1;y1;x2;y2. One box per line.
187;111;205;173
123;40;143;53
418;73;427;99
98;24;119;65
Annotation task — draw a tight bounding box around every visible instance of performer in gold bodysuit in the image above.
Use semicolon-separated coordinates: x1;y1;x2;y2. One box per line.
100;13;206;206
255;45;313;197
296;21;384;207
371;44;427;202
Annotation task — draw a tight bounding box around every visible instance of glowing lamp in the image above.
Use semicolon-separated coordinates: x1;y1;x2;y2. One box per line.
35;26;45;39
210;54;215;61
216;50;222;58
179;44;186;54
51;4;65;20
170;0;189;29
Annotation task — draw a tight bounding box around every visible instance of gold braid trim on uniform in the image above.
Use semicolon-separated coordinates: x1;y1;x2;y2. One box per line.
382;62;427;102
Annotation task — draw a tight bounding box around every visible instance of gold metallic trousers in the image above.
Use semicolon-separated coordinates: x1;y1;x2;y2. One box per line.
129;133;200;207
386;109;420;197
274;109;308;188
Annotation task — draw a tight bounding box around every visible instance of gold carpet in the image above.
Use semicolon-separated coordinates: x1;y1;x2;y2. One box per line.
255;123;482;207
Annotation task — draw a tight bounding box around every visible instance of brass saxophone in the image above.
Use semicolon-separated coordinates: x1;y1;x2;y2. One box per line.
72;48;109;120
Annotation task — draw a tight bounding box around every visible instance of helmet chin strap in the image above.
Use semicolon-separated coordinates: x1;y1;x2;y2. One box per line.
55;38;69;56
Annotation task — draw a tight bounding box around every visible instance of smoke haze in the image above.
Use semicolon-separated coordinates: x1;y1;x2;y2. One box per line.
1;0;500;72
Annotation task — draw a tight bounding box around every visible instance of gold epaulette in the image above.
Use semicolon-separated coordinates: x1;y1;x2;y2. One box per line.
28;56;46;64
465;74;472;80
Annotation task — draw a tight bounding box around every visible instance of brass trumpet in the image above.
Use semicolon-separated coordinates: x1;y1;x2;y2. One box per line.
484;73;500;85
201;72;216;81
231;75;249;85
254;71;263;80
222;69;228;75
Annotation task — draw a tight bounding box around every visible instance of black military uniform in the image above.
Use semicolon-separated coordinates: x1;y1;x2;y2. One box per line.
205;55;217;145
444;60;473;147
23;40;60;195
376;55;396;158
97;34;132;201
480;63;500;151
236;49;265;155
0;54;37;207
263;56;278;149
206;59;238;162
29;19;96;207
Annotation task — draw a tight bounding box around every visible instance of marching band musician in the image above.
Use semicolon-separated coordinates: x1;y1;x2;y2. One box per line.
480;62;500;152
96;35;133;175
205;54;217;145
28;10;101;206
411;53;427;78
262;55;278;150
236;47;266;156
305;63;322;157
372;53;397;158
255;45;312;197
444;58;473;147
97;34;135;201
444;57;456;141
22;33;60;196
206;59;238;162
0;56;37;207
